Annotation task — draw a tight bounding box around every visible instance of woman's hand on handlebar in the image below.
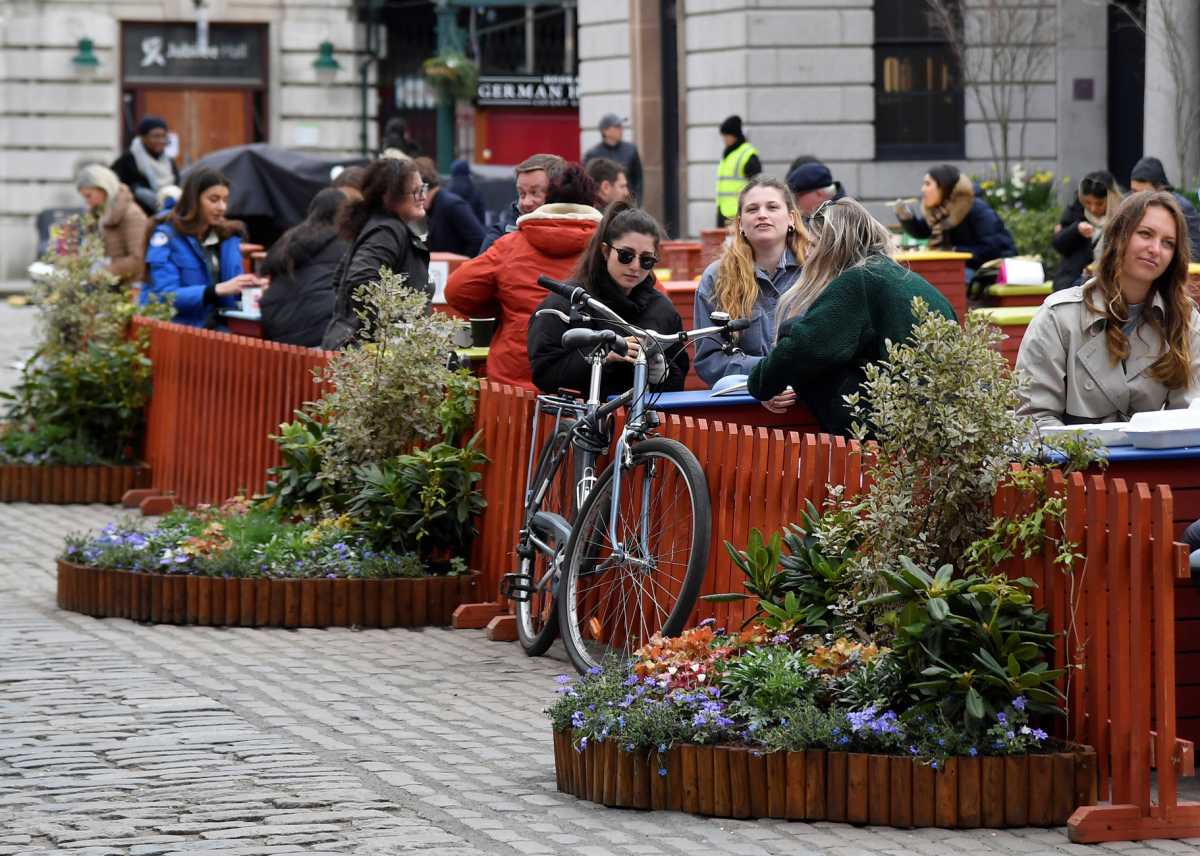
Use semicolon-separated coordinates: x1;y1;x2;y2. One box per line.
606;336;640;364
761;386;796;414
214;272;266;297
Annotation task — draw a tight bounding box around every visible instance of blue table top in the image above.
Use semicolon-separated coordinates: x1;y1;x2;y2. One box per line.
646;390;760;409
1044;444;1200;464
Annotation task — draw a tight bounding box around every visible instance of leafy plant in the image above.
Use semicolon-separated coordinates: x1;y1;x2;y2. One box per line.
843;300;1039;605
261;411;329;512
347;433;487;560
706;502;859;632
862;556;1064;733
314;267;468;487
723;646;816;727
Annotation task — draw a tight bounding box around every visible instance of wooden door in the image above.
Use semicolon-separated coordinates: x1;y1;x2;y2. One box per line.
142;88;253;168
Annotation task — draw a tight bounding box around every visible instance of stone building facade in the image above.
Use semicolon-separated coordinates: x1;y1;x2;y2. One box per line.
0;0;372;279
579;0;1190;239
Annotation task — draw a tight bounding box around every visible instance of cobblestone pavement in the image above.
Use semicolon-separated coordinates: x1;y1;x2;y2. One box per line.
2;503;1199;856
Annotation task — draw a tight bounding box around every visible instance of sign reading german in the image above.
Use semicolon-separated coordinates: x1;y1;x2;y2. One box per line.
476;75;579;108
123;23;264;85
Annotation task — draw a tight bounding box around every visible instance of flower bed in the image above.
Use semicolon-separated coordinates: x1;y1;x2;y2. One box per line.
57;502;477;627
0;463;149;503
546;613;1092;829
550;731;1095;827
56;559;476;627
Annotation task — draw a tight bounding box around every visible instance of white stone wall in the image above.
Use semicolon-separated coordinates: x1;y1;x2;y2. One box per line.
674;0;1058;235
577;0;633;160
0;0;371;280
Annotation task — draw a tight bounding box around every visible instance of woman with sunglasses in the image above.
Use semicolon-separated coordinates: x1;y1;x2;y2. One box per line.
748;198;956;436
446;163;601;389
1017;191;1199;428
528;200;688;398
693;176;805;403
1051;171;1122;291
321;157;432;349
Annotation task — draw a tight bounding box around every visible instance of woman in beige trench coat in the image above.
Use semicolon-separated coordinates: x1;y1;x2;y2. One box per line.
1015;190;1200;428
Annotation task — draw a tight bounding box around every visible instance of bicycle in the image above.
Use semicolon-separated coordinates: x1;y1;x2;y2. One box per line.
503;275;749;673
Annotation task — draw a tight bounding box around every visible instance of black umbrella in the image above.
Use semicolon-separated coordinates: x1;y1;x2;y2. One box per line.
186;144;366;234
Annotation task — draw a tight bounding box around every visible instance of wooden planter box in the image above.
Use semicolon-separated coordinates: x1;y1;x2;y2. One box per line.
56;559;478;628
0;463;150;504
551;730;1097;828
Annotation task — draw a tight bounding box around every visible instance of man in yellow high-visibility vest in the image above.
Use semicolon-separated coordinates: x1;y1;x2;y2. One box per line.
715;115;762;227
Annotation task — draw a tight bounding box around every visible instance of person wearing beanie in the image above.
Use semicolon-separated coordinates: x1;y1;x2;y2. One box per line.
716;115;761;227
786;161;847;216
1129;156;1200;256
111;116;180;216
583;114;644;202
76;164;149;286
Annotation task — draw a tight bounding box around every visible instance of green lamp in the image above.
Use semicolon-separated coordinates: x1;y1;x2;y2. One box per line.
72;38;99;68
313;41;340;72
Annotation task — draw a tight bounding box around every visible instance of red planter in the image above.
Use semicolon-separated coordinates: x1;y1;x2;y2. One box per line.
0;464;149;503
56;560;478;628
552;731;1097;829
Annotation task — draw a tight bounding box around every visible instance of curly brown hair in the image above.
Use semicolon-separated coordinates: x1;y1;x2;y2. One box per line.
1088;189;1194;389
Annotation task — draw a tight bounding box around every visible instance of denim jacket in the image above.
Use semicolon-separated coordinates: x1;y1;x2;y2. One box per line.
692;249;801;386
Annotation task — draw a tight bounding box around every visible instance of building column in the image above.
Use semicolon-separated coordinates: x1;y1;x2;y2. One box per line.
1054;0;1106;200
629;0;663;221
1144;0;1200;190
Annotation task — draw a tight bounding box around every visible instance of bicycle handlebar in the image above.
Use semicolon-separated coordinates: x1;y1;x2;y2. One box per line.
537;274;748;349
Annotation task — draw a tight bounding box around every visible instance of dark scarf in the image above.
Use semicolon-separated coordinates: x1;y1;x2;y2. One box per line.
590;274;655;322
721;135;748;159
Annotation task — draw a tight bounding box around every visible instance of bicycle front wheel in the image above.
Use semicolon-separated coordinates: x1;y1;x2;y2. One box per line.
558;437;710;673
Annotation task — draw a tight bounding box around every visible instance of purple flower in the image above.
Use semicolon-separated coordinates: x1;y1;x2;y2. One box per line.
1031;728;1048;741
996;712;1007;725
556;674;573;685
623;674;639;686
968;746;978;757
587;666;603;676
1012;696;1027;711
571;710;585;728
658;767;668;777
770;633;790;645
698;617;716;628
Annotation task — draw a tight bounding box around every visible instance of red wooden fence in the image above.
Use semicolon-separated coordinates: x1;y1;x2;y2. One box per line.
135;318;331;507
467;381;1197;842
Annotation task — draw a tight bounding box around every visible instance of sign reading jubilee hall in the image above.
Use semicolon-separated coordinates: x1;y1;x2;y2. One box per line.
123;23;264;85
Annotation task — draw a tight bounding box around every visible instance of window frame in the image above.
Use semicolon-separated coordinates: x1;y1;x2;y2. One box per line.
874;1;965;161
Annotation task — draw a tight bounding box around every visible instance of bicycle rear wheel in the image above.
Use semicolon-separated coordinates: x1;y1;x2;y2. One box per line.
557;437;710;673
515;422;584;656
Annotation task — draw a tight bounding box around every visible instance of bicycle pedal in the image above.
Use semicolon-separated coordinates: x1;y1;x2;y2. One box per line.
500;573;535;603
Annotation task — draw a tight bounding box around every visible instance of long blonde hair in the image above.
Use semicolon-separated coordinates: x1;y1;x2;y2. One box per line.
712;176;807;322
775;198;896;333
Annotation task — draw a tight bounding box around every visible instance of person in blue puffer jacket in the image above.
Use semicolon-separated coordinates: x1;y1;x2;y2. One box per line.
142;167;265;327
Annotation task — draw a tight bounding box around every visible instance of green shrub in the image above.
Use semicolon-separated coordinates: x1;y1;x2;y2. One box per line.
998;205;1061;269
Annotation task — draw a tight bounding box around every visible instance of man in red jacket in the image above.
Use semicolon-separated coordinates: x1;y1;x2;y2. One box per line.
446;164;601;389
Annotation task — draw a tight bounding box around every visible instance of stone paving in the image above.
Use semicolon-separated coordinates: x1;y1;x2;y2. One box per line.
3;503;1200;855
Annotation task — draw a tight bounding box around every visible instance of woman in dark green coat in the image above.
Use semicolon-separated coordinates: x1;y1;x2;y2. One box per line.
747;198;957;435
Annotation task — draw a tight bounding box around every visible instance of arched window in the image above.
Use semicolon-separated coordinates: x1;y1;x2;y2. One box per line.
875;0;965;160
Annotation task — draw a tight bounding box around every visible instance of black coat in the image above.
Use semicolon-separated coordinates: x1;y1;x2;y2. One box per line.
479;202;520;255
527;277;689;399
583;140;645;201
1051;200;1097;291
111;150;180;215
321;215;431;350
427;188;486;257
899;196;1017;270
259;233;347;348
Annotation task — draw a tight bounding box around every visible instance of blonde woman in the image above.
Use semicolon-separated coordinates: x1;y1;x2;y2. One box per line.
1017;190;1200;427
693;176;805;398
748;198;957;436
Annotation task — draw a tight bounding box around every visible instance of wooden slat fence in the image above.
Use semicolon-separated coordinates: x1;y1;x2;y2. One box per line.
135;318;331;507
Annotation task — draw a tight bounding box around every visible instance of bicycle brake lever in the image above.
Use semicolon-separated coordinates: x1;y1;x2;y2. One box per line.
534;308;571;323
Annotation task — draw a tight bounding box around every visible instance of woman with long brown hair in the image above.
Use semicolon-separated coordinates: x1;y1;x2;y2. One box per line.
1017;190;1200;427
142;167;264;327
693;175;805;398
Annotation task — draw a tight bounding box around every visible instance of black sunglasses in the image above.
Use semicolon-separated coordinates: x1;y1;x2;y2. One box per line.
606;243;658;271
